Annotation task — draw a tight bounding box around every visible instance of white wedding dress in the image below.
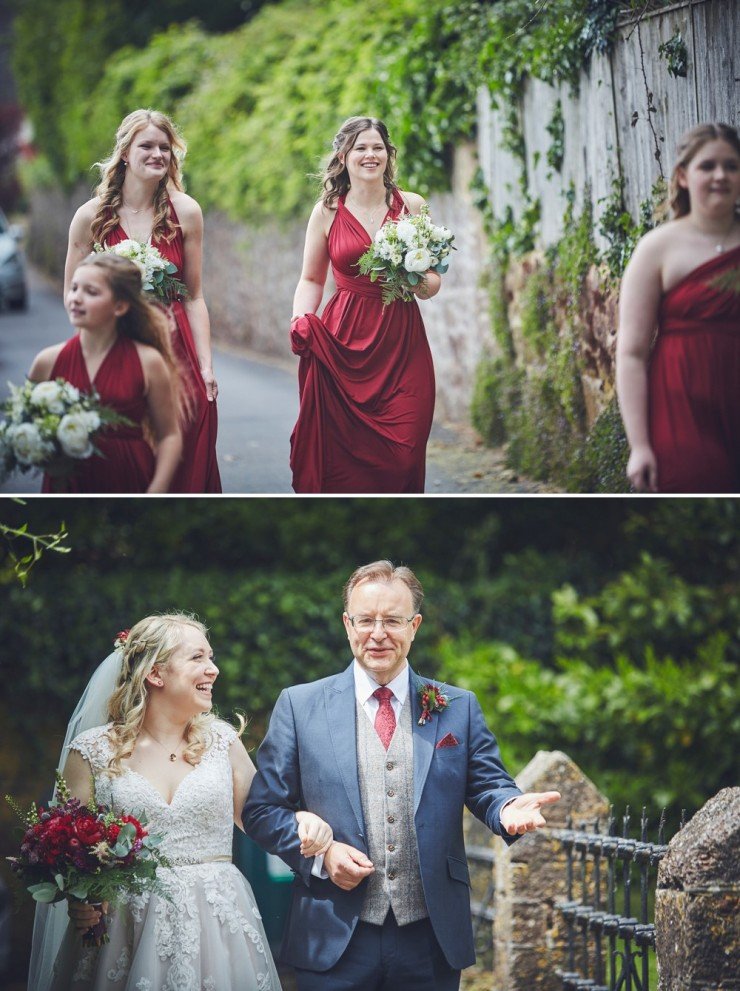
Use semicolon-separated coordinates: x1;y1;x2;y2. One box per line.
47;721;282;991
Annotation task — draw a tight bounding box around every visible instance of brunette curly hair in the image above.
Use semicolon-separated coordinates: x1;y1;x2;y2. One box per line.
321;116;397;210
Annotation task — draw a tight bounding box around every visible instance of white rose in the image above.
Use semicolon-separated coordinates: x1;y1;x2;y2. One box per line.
395;220;417;246
404;248;432;273
390;249;403;266
57;413;95;459
30;380;66;414
431;225;452;242
81;410;101;432
8;422;53;465
61;382;80;404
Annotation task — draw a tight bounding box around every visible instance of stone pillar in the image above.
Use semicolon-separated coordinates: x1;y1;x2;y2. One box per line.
655;787;740;991
492;750;609;991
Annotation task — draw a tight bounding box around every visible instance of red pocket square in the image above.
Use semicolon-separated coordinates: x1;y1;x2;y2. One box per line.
436;732;459;749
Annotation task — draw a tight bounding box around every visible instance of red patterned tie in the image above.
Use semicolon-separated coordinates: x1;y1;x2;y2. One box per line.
373;687;396;750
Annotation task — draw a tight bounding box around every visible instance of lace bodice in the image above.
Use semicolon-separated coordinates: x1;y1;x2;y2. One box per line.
69;721;237;865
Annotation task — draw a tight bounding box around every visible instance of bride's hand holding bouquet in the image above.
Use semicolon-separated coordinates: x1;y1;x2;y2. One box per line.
6;772;169;947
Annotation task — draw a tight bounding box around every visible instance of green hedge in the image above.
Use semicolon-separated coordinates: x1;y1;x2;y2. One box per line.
15;0;471;220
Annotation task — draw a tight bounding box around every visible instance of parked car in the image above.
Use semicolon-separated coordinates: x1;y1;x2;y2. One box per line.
0;208;28;310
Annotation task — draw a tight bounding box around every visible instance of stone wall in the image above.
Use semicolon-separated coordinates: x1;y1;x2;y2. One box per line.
26;142;488;427
655;787;740;991
493;751;609;991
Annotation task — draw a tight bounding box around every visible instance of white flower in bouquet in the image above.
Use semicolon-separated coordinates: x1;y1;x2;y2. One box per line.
8;422;54;466
395;220;418;247
404;248;432;273
357;205;456;304
0;377;132;481
57;412;96;459
94;240;188;303
29;380;67;415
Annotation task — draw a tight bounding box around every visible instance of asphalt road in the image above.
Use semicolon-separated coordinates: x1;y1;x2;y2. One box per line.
0;270;464;494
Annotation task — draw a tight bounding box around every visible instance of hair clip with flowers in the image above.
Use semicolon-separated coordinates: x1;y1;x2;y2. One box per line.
113;629;130;651
417;681;452;725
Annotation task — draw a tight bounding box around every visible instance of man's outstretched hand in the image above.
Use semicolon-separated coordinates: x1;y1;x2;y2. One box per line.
500;791;561;835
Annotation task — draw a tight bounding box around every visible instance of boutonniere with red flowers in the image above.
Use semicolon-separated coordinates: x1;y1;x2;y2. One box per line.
113;629;129;651
417;681;452;725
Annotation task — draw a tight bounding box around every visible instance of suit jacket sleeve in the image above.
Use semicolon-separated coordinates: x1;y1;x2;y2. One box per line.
242;688;313;886
464;691;523;844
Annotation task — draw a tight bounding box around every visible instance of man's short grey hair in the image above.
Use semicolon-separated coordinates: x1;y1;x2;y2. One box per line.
343;560;424;614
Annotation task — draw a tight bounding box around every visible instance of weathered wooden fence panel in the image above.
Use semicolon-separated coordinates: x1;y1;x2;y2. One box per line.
693;0;739;122
477;0;739;244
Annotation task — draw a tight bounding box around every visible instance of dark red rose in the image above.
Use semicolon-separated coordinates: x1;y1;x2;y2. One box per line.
74;816;106;846
106;823;121;843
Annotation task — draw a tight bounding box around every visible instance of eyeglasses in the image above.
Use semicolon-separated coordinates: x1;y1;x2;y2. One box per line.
348;615;416;633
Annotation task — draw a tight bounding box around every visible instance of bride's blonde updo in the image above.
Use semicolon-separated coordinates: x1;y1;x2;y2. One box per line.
91;109;187;248
105;612;244;776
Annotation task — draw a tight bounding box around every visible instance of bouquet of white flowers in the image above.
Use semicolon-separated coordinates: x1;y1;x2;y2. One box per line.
94;240;188;302
0;379;130;481
356;206;455;305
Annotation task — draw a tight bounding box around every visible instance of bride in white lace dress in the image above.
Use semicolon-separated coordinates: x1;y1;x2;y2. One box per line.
30;614;332;991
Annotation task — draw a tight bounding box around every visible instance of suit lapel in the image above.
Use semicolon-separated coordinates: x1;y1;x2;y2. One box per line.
325;663;365;834
410;667;439;813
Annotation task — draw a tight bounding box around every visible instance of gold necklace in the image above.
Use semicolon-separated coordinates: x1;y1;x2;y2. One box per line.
144;728;185;762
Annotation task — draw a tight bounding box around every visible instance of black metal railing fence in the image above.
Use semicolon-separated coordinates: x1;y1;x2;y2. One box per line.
553;806;685;991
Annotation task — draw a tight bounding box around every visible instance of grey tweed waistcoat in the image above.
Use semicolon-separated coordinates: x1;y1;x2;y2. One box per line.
356;694;428;925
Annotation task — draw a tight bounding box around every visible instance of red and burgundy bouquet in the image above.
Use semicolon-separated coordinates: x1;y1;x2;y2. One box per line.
6;772;169;946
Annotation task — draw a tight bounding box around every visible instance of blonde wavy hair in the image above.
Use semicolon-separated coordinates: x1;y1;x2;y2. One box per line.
321;116;397;211
105;613;244;777
91;109;186;247
668;122;740;218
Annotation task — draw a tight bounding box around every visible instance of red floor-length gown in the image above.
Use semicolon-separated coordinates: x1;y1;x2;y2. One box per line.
41;334;155;493
106;202;221;493
649;245;740;492
290;188;436;493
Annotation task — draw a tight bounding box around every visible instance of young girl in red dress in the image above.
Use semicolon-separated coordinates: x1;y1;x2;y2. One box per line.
617;123;740;493
65;109;221;493
29;253;182;493
290;116;441;494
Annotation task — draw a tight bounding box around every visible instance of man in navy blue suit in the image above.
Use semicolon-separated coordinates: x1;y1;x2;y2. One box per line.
243;560;560;990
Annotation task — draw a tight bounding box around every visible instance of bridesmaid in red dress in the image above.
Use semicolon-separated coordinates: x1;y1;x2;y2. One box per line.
29;253;181;493
290;116;439;493
65;109;221;493
617;123;740;493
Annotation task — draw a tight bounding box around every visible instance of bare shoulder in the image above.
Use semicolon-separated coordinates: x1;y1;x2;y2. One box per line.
28;343;65;381
169;189;202;224
73;197;100;225
133;340;167;375
399;190;427;215
633;220;681;260
311;199;335;222
308;198;335;236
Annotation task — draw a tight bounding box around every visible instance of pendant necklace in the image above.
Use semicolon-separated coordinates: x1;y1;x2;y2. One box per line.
145;729;184;762
350;195;388;227
694;219;736;254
